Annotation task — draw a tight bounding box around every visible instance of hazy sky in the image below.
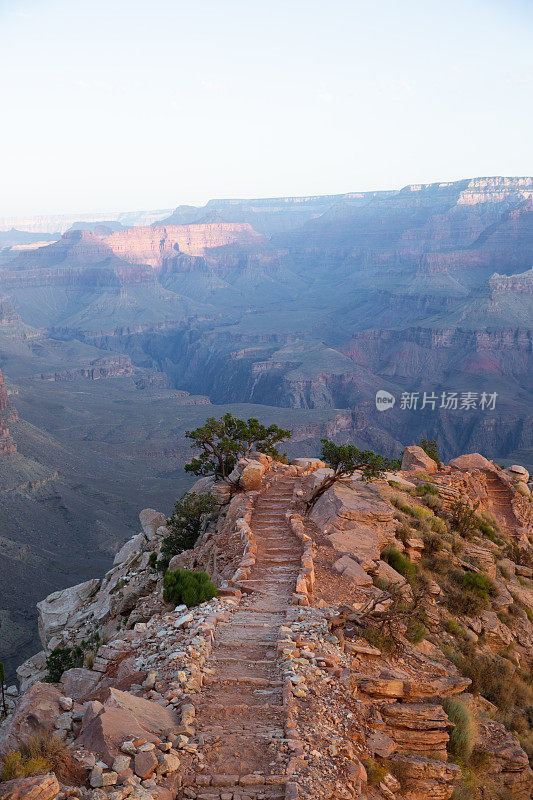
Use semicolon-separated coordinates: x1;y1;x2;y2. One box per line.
0;0;532;215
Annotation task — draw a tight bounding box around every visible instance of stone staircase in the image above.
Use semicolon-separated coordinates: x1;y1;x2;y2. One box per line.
182;474;301;799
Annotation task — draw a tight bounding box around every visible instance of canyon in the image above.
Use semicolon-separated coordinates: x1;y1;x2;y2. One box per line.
0;175;531;676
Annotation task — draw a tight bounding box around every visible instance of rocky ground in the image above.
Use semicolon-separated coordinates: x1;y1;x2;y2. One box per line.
1;448;533;800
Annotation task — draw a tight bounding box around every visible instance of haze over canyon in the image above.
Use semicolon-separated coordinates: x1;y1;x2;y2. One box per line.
0;175;531;673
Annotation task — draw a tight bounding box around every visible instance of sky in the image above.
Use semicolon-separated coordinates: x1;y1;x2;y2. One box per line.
0;0;532;216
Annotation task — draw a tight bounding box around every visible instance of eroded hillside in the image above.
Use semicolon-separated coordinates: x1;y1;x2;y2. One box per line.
1;448;533;800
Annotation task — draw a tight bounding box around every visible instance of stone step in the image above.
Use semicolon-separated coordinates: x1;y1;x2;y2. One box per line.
253;511;288;517
188;784;286;799
203;676;283;688
215;639;278;647
212;656;277;666
219;613;285;623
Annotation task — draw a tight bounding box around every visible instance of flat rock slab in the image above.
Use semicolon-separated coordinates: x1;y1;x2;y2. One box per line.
78;689;178;763
0;773;60;800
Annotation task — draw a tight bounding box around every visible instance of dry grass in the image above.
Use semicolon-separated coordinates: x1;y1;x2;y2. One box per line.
0;730;82;784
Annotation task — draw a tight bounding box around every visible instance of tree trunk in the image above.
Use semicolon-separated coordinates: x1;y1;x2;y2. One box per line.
305;474;339;513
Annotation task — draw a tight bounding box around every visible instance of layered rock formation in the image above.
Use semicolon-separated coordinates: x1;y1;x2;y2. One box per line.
0;368;17;455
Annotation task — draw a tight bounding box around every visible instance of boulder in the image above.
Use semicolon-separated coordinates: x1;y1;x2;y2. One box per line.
477;719;533;800
79;707;157;765
189;475;215;495
380;703;449;756
0;773;60;800
134;748;159;779
139;509;167;539
37;578;100;647
509;465;529;482
210;481;233;505
59;667;101;702
105;688;178;736
387;753;461;783
449;453;493;471
113;533;146;566
375;559;410;589
16;651;47;693
248;451;273;466
239;460;265;491
367;730;396;757
401;446;438;474
333;556;373;587
0;682;63;759
78;689;178;763
312;481;396;566
478;611;514;650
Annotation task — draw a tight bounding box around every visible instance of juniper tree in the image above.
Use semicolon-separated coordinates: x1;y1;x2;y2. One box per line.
306;439;401;512
185;413;291;480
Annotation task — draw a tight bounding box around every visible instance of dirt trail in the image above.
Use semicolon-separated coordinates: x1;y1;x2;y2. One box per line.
189;472;301;799
483;469;520;534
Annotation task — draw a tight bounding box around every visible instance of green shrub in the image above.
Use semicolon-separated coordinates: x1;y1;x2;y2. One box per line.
1;730;73;782
443;698;477;763
388;480;404;489
381;545;416;582
423;531;443;554
416;482;439;496
390;493;414;514
406;618;428;643
163;569;218;608
360;625;396;654
0;751;50;781
158;492;217;572
450;533;465;555
478;520;499;543
363;757;387;785
446;619;467;638
450;499;480;539
426;494;444;512
45;646;84;683
411;504;434;521
396;521;413;545
44;630;100;683
429;515;447;535
462;571;495;601
446;587;486;617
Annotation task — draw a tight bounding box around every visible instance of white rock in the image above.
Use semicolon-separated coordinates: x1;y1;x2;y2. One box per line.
173;612;193;629
139;508;167;539
37;579;100;647
113;532;146;566
59;695;73;711
112;755;132;773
